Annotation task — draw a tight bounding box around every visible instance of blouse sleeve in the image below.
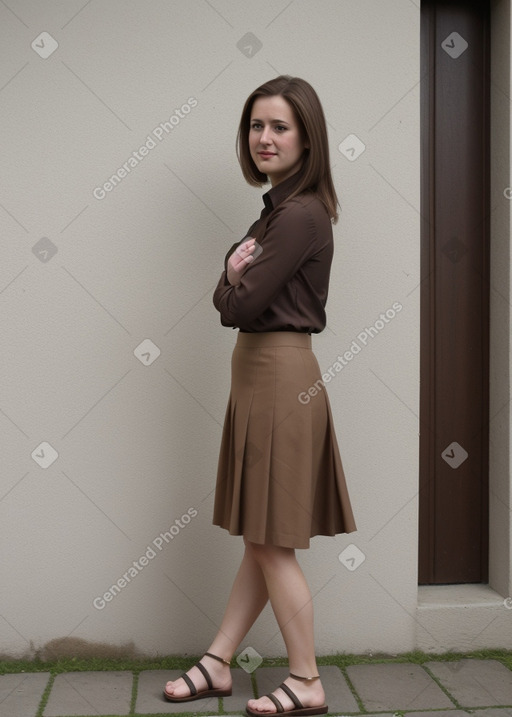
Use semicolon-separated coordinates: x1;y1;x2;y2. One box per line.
212;199;319;327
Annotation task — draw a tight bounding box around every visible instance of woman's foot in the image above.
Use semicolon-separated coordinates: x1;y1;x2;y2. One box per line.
164;653;232;701
246;675;326;714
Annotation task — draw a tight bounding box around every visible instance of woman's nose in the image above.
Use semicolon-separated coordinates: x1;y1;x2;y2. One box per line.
260;127;272;144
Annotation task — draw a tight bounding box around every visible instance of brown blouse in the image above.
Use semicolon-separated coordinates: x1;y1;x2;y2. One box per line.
212;168;335;333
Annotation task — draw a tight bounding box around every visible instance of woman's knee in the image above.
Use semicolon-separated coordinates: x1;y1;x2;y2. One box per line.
244;539;295;567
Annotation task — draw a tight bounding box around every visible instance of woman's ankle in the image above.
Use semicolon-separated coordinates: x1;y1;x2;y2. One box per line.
204;646;233;665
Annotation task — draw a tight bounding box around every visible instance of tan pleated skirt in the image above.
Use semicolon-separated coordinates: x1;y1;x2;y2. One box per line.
212;331;357;548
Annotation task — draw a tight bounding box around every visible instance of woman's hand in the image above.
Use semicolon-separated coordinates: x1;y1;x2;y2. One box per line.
227;237;256;286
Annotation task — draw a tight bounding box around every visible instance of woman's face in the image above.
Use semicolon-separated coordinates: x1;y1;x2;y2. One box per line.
249;95;308;187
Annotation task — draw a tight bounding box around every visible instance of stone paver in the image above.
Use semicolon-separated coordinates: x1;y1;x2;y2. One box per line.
0;672;50;717
43;671;132;716
136;670;221;713
426;660;512;708
253;665;295;699
222;664;254;712
2;658;512;716
316;665;360;713
402;713;468;717
253;665;359;714
346;663;455;712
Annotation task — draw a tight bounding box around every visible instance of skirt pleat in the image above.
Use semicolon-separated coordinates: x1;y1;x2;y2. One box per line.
212;331;356;548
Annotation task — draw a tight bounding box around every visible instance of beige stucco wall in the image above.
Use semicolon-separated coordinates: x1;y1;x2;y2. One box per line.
1;0;507;660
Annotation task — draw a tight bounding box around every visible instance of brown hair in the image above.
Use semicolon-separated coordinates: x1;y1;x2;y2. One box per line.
236;75;340;224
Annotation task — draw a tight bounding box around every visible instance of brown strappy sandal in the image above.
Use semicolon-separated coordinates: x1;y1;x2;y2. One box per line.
245;672;328;717
163;651;232;702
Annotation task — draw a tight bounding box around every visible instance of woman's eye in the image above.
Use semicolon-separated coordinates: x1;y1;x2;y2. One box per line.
250;123;286;131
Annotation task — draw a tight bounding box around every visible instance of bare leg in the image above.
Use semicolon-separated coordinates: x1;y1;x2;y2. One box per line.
245;542;325;714
165;540;269;698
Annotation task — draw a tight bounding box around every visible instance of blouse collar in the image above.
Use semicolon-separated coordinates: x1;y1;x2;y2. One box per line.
262;165;306;213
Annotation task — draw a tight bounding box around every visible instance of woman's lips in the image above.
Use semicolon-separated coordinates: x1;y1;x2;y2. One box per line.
258;152;276;158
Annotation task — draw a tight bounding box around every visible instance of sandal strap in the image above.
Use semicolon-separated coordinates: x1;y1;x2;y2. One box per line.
279;682;304;710
195;661;213;690
267;692;284;713
204;651;231;666
181;671;197;696
289;672;320;682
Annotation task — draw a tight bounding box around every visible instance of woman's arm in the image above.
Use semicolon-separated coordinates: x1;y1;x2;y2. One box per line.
213;199;320;326
227;238;258;286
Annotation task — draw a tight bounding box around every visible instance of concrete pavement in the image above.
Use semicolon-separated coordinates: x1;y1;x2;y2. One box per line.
1;658;512;716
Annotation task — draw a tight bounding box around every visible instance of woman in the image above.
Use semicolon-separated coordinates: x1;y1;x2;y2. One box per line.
164;75;356;716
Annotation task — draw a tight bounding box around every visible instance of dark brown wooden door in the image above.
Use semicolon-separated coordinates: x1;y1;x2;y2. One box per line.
418;0;490;584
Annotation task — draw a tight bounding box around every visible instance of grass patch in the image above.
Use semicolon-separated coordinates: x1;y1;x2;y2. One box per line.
1;647;511;676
